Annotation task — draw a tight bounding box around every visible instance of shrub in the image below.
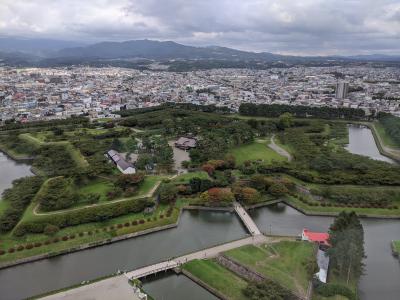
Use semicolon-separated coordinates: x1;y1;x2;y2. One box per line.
70;234;76;239
132;220;138;225
26;243;34;249
139;219;145;224
268;182;289;197
53;237;60;243
124;222;130;227
34;242;42;247
79;232;84;237
44;240;51;245
17;245;24;251
8;248;15;253
117;224;123;228
43;224;60;236
0;250;5;255
159;215;164;219
62;236;69;241
87;231;93;235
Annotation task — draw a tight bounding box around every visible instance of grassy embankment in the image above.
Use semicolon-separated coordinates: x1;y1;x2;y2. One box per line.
224;241;314;298
229;139;286;165
183;259;248;300
183;241;315;300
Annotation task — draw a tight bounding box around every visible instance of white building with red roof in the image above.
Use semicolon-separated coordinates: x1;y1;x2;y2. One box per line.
301;229;330;246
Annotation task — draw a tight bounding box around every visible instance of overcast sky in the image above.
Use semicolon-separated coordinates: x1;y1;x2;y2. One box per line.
1;0;399;55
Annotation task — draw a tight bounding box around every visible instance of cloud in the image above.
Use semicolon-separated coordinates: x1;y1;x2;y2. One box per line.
0;0;399;55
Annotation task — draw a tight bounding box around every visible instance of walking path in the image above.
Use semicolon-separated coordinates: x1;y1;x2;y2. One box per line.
233;201;261;235
125;235;267;280
268;134;292;162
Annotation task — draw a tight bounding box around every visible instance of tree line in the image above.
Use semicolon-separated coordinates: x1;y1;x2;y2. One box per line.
239;103;366;120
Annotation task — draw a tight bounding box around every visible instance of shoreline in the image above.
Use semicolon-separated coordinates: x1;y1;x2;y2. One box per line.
351;122;400;163
2;199;400;269
0;210;183;270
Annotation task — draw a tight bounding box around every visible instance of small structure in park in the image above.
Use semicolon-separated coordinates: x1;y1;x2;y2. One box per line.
174;137;197;150
106;149;136;174
301;228;330;283
301;229;330;247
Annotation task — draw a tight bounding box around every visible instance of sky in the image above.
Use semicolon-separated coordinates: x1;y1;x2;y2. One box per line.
1;0;400;55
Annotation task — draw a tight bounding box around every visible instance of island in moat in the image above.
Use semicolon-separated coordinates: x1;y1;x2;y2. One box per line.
1;103;400;299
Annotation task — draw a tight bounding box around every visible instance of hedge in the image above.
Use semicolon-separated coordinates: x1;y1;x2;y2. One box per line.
13;197;153;236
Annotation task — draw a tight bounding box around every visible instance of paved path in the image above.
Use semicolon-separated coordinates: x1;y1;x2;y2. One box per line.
233;201;261;235
268;134;292;162
40;275;139;300
125;235;267;280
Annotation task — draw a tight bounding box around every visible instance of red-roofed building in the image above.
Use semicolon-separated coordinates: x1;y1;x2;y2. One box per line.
302;229;330;246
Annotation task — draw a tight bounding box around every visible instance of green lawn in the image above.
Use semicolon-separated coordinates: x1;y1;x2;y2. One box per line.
224;241;315;297
229;140;286;165
172;171;210;184
78;179;114;202
183;259;248;300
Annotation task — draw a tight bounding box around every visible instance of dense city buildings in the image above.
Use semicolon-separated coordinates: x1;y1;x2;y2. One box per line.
1;65;399;123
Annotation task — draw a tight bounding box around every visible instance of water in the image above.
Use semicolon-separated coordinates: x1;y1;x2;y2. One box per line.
249;204;400;300
0;152;33;196
142;272;219;300
0;210;247;300
346;125;396;163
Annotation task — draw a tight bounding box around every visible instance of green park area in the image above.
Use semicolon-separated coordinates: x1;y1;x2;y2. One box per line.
183;240;316;300
1;103;400;274
225;241;315;298
229;139;286;165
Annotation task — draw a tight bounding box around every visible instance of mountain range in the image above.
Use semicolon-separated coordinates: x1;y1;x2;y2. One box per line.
0;37;399;68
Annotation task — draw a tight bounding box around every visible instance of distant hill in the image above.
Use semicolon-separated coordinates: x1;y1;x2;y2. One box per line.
0;37;399;68
53;40;286;61
0;37;86;56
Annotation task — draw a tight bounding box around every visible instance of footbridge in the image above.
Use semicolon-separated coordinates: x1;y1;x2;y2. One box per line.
125;235;267;280
233;201;261;236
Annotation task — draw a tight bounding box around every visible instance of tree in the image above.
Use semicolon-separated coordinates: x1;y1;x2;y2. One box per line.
234;187;261;204
268;182;289;197
327;212;365;284
43;224;60;236
115;173;145;190
158;183;178;204
278;112;294;129
110;138;123;152
202;163;215;176
38;177;78;211
207;188;234;203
